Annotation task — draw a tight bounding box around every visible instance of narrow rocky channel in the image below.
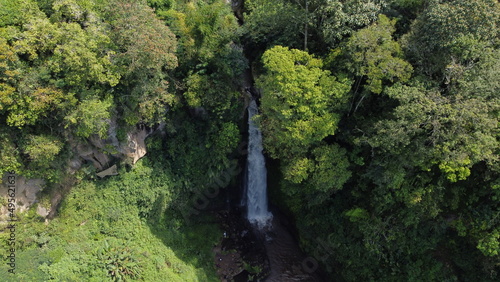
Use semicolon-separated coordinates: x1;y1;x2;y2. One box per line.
210;2;328;281
263;207;325;282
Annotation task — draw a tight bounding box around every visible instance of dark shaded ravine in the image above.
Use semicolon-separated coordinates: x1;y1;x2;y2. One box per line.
263;207;324;281
209;2;328;281
238;67;324;282
212;203;325;281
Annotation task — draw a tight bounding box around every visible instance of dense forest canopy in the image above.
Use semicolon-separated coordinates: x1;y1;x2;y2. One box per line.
0;0;498;281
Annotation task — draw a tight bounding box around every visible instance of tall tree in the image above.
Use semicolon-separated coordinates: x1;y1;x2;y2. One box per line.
106;0;178;125
342;14;412;115
257;46;351;160
162;0;246;118
402;0;500;77
319;0;387;46
242;0;303;50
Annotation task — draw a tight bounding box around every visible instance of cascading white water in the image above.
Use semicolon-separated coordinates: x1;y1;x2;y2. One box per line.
246;100;272;228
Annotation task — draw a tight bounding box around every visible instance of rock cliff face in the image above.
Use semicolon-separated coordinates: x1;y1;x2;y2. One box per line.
0;176;45;221
121;126;151;165
72;124;153;172
0;122;157;221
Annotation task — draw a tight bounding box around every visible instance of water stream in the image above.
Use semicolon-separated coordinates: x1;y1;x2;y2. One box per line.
244;99;323;281
217;4;326;279
246;100;273;228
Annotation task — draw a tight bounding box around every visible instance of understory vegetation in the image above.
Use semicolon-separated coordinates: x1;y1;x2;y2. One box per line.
0;155;221;281
0;0;499;280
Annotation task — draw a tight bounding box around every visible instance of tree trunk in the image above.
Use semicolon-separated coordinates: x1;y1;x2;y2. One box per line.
304;0;308;51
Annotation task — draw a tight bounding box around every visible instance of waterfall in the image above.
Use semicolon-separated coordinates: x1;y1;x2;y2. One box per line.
246;100;272;228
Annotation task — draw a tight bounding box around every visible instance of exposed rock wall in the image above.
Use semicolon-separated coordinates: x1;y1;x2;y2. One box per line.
0;122;157;221
0;175;45;222
72;122;154;173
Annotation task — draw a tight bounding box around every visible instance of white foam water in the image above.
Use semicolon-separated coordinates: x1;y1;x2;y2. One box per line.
246;100;272;228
